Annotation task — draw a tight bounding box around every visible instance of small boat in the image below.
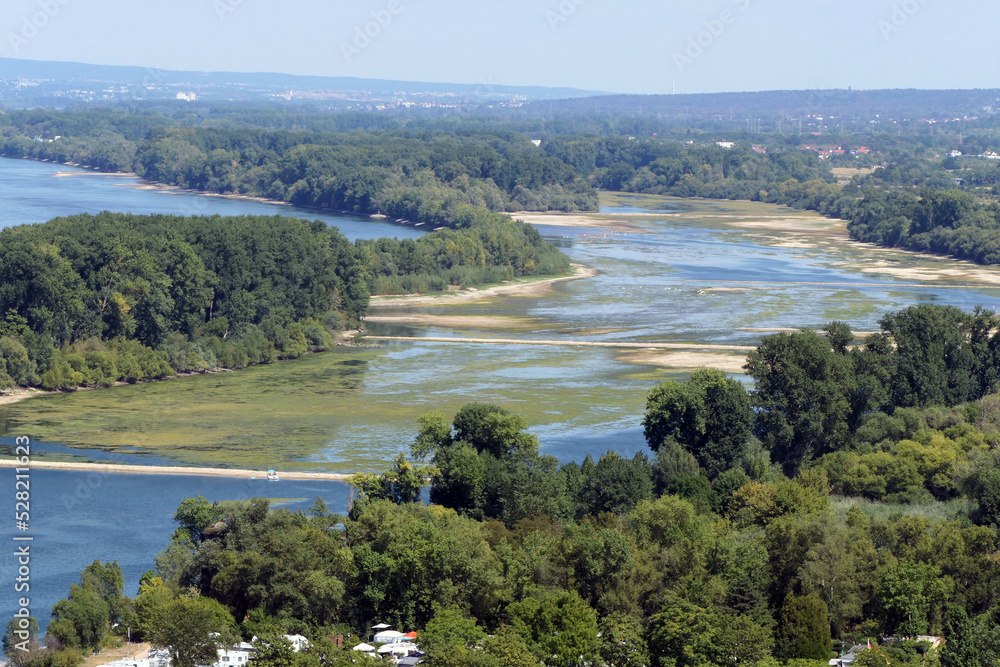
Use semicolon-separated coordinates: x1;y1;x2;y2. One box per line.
266;469;279;481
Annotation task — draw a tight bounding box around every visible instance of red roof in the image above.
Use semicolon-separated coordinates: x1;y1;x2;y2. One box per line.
404;632;418;639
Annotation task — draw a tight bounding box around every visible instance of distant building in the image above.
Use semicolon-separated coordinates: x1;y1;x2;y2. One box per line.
949;150;963;157
530;139;542;147
176;92;197;101
716;141;735;149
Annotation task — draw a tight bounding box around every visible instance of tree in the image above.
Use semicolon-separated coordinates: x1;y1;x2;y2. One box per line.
452;403;539;460
133;575;174;640
412;411;453;460
3;617;39;665
81;560;125;626
576;451;653;517
874;560;951;637
940;606;1000;667
172;496;218;544
48;584;109;651
482;626;538;667
149;596;235;667
251;635;296;667
507;590;598;667
646;593;718;667
879;305;979;408
598;613;648;667
643;368;753;477
419;606;487;667
774;594;832;661
746;331;853;475
429;442;486;517
348;454;436;506
714;614;773;667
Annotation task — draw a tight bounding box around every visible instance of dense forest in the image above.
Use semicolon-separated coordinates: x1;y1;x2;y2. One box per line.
0;211;566;391
8;106;1000;266
10;304;1000;667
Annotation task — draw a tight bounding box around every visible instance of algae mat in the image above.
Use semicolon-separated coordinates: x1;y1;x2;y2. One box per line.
0;344;657;472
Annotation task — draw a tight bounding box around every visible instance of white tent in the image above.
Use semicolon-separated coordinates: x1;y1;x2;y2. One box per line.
378;642;417;656
353;643;376;653
374;630;406;644
372;623;392;629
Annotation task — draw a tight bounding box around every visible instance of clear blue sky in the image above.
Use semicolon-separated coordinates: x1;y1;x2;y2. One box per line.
3;0;998;94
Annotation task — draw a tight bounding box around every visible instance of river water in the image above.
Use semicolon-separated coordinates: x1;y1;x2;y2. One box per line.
3;157;1000;630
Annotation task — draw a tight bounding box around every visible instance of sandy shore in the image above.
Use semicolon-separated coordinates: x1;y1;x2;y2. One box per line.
0;389;55;405
369;264;598;307
617;351;749;373
511;211;633;229
364;314;541;329
0;459;352;481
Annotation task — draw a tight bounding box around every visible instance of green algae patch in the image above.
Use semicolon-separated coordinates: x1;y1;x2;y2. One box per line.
0;349;385;470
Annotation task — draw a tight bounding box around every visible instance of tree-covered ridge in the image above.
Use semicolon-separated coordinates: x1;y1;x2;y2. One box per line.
0;120;598;228
12;106;1000;265
0;212;568;391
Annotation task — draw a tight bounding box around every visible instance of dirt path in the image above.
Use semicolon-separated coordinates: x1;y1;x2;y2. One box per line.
83;643;150;667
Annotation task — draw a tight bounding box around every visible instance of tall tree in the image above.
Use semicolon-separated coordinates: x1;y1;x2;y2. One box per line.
643;368;753;477
746;331;852;475
149;596;235;667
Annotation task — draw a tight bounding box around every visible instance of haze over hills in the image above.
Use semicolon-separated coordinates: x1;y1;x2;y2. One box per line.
0;57;603;107
3;57;1000;137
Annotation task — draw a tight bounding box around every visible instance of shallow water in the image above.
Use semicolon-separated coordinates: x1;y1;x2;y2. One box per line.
4;161;1000;471
4;159;1000;630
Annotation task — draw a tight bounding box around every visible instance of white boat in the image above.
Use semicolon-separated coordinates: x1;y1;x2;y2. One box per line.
266;469;279;481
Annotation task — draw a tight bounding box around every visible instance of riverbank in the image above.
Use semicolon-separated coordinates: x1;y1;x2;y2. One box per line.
368;264;598;307
0;388;55;405
0;459;352;480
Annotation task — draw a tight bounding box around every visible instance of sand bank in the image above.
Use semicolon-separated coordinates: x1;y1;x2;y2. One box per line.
0;389;54;405
369;264;598;307
617;351;748;373
0;459;352;481
364;314;541;329
511;211;632;229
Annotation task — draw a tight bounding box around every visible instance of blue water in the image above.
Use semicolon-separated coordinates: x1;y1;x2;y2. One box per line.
4;156;1000;633
3;466;351;632
0;158;425;241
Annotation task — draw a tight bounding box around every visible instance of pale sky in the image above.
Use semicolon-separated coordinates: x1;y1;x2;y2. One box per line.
2;0;998;94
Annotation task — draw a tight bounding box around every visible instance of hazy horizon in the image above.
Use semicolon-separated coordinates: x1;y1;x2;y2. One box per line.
3;0;999;96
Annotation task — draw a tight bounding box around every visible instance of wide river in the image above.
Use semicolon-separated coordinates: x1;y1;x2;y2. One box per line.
2;157;1000;629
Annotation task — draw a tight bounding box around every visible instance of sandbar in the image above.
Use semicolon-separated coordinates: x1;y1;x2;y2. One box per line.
369;264;597;307
0;459;352;480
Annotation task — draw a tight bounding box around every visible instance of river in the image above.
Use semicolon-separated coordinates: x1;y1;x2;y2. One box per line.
3;157;1000;631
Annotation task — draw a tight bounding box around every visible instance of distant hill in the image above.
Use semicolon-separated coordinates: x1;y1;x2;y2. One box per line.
530;88;1000;121
0;57;602;102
